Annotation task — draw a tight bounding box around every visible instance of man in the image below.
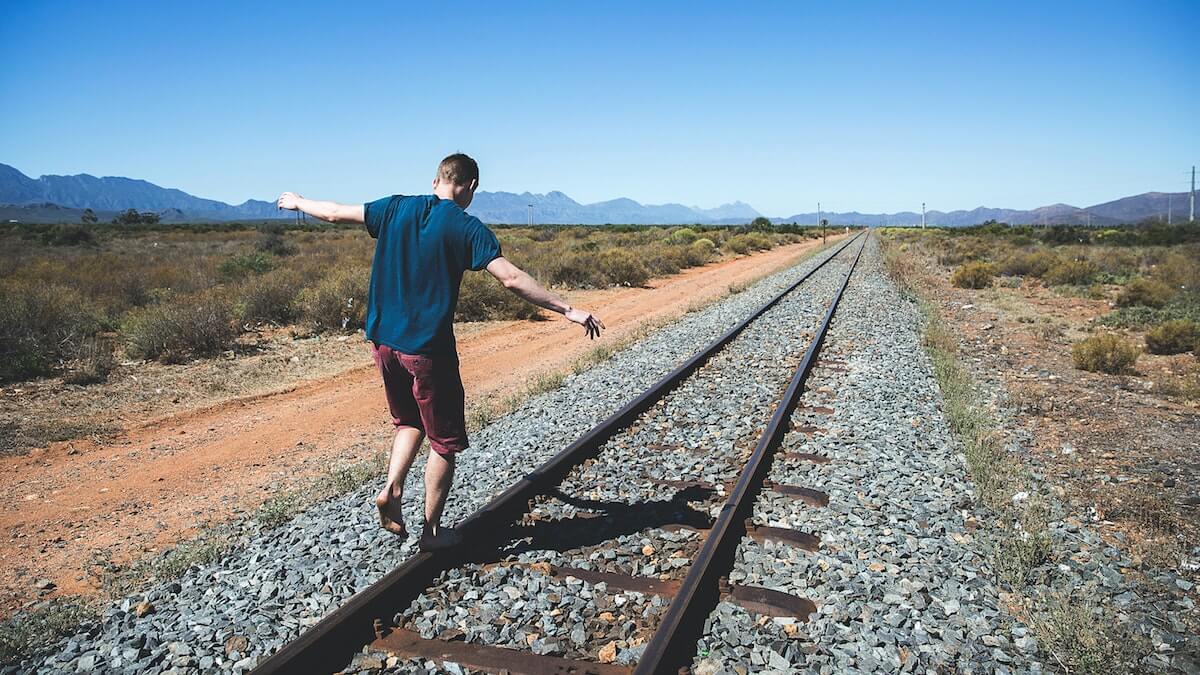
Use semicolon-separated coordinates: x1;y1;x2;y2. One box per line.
277;153;604;550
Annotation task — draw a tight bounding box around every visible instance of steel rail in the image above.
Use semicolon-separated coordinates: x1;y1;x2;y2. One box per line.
633;233;868;674
250;231;865;675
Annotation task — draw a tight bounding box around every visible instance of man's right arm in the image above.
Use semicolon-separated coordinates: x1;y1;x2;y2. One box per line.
277;192;365;224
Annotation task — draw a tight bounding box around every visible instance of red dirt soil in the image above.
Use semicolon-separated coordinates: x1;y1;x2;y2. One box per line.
0;238;839;616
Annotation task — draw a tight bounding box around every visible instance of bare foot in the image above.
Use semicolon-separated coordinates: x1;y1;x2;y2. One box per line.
374;490;407;537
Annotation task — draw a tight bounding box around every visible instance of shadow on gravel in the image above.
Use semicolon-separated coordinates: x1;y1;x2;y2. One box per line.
450;486;716;566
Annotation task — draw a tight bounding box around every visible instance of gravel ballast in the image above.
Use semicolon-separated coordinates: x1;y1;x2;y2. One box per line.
692;236;1039;673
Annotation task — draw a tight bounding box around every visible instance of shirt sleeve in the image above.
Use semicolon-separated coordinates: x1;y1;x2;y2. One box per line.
363;195;400;239
464;218;502;271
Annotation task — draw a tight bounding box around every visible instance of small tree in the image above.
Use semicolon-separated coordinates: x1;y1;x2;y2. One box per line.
750;216;773;231
80;208;98;224
113;208;141;225
112;209;160;225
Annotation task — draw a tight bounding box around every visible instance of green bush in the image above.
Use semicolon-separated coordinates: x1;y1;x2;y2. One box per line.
1117;278;1174;308
686;238;717;266
546;253;609;288
456;272;541;321
726;232;773;255
122;289;239;363
951;262;997;289
1144;320;1198;355
218;252;275;281
1043;259;1099;286
595;248;650;286
298;266;369;331
40;224;96;247
235;269;302;325
999;249;1059;277
666;228;699;245
256;224;297;256
0;280;103;382
1072;333;1140;374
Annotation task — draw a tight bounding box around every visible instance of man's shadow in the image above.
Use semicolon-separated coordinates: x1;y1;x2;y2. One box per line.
462;485;717;566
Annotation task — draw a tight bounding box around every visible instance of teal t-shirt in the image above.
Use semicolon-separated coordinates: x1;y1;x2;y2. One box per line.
363;195;502;355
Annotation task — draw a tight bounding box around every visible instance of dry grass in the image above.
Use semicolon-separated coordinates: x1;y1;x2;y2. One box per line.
1071;333;1141;374
880;232;1151;671
951;261;998;289
0;224;812;384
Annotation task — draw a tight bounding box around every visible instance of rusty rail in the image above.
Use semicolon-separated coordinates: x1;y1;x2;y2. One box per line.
250;231;865;675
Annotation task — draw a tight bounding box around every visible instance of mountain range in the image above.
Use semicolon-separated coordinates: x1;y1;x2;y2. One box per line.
0;163;1191;227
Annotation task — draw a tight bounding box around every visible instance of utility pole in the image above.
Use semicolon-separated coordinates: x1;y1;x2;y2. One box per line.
1191;165;1195;223
1168;192;1172;225
921;202;926;229
817;202;821;230
527;203;533;227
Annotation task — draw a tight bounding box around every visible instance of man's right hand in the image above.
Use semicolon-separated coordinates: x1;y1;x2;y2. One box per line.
566;307;605;339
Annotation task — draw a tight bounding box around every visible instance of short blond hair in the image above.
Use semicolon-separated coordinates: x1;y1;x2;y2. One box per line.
437;153;479;186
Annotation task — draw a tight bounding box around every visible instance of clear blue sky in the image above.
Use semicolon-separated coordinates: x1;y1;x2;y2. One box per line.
1;1;1196;216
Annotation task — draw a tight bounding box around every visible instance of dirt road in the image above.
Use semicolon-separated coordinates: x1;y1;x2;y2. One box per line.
0;238;838;615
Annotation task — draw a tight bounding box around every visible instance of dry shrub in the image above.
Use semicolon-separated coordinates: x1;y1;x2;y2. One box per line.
1071;333;1140;374
218;252;275;281
63;336;115;385
1144;320;1198;355
639;245;687;277
0;280;103;382
1043;258;1098;286
1095;486;1179;535
687;238;716;265
546;253;608;288
122;289;239;363
1088;248;1139;278
999;249;1059;277
1151;250;1200;292
950;261;997;289
936;238;991;265
595;249;650;287
1116;277;1174;308
298;266;369;331
1152;360;1200;401
725;232;773;255
235;268;303;326
456;272;541;321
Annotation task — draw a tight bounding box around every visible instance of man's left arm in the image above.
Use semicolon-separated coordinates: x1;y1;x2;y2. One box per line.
486;256;605;339
277;192;365;224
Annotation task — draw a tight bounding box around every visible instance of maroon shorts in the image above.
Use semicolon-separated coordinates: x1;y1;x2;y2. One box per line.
370;343;468;455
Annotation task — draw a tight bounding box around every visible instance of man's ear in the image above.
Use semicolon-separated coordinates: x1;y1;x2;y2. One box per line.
468;178;478;193
432;177;440;190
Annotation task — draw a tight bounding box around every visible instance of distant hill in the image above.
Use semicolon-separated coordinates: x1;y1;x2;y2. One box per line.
467;190;760;225
0;163;760;225
0;163;280;221
777;192;1192;227
0;162;1191;226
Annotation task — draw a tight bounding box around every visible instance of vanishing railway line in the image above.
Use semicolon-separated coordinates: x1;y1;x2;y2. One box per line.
252;231;868;675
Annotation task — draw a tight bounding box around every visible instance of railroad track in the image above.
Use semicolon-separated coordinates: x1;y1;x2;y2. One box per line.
252;231;868;675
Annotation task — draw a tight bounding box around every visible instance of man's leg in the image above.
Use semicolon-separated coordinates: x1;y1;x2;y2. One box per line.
422;450;456;537
375;426;424;536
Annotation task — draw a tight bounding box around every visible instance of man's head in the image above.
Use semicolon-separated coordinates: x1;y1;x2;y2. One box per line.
432;153;479;208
